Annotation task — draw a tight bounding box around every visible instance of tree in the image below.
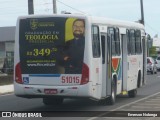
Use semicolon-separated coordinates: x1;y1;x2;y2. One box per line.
149;46;157;58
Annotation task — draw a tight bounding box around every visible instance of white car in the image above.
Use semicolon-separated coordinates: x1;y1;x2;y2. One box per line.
147;57;157;74
156;56;160;71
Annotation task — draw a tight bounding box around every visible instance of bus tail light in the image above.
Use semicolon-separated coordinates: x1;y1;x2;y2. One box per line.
80;63;89;85
15;63;23;84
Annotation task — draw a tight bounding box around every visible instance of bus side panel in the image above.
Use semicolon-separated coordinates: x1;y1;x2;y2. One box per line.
127;55;138;91
14;18;20;90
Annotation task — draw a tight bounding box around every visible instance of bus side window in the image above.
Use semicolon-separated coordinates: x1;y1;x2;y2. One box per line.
130;29;136;55
135;30;142;54
115;28;121;56
108;27;116;56
101;35;105;64
92;25;100;58
127;30;131;55
107;35;111;64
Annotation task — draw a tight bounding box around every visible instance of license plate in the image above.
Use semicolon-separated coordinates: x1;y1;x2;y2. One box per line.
44;89;57;94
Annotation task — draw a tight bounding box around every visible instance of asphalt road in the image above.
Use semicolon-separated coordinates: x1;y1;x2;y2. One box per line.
0;72;160;119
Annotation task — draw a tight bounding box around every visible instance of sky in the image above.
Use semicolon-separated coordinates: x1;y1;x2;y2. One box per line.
0;0;160;37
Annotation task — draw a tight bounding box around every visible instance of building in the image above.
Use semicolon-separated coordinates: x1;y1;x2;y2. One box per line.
153;37;160;56
0;26;15;73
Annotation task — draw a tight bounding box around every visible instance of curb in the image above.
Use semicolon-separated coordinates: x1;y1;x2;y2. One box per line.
0;84;14;95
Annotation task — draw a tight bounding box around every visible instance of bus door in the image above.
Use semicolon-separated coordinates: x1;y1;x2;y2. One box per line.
106;28;113;96
142;31;147;85
120;28;127;91
99;26;112;98
100;33;107;97
91;25;103;99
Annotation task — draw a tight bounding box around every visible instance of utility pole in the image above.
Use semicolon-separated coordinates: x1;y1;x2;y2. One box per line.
53;0;57;14
140;0;144;25
28;0;34;14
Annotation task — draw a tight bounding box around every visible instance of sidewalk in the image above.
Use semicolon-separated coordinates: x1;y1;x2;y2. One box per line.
0;74;14;95
0;84;14;94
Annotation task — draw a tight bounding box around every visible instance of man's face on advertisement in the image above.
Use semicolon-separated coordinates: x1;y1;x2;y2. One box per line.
73;20;85;39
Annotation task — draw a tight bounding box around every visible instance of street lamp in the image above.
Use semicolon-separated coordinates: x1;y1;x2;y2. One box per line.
53;0;57;14
28;0;34;14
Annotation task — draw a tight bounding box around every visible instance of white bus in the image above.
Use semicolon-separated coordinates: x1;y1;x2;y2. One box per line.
14;14;147;105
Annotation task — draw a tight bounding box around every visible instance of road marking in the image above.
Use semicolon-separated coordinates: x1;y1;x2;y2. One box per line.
145;100;160;103
131;106;152;108
120;108;135;111
103;117;129;120
87;91;160;120
155;107;160;109
155;97;160;98
146;98;160;101
135;103;160;106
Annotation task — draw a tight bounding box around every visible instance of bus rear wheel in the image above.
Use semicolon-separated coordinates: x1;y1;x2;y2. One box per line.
43;97;63;105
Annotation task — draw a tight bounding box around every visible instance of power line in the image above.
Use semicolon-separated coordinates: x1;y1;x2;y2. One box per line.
0;0;87;15
0;5;27;10
0;0;16;3
57;0;87;14
145;21;159;33
0;8;27;15
0;11;27;16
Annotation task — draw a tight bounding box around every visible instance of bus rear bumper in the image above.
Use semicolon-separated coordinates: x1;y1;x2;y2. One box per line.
14;82;92;99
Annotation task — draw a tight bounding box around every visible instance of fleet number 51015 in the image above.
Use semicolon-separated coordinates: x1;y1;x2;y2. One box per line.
61;76;80;83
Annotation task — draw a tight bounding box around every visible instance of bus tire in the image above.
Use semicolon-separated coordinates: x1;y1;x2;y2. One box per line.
128;89;137;98
137;72;141;88
107;80;116;105
151;69;154;74
43;98;63;105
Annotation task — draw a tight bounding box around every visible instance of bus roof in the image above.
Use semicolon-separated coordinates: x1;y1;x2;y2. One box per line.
88;16;144;30
17;14;144;30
